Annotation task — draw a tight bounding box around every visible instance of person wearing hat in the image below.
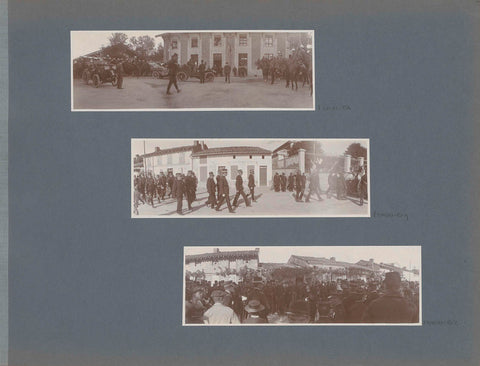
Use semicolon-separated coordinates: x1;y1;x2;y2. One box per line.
232;169;251;208
357;166;368;206
206;172;217;209
115;58;124;89
203;290;240;324
174;173;185;215
184;171;196;210
185;286;206;324
305;167;323;203
223;62;231;83
294;170;305;202
362;272;418;323
248;170;256;202
215;169;234;213
243;299;267;323
166;53;181;95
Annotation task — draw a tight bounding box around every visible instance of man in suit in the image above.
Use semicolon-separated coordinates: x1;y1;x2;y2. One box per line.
166;53;181;95
216;169;234;213
305;167;323;202
174;173;185;215
223;62;231;83
248;170;256;202
184;171;196;210
232;169;251;208
206;171;217;209
199;60;206;84
273;172;281;192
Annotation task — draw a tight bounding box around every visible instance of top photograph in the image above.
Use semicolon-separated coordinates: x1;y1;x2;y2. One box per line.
71;30;315;111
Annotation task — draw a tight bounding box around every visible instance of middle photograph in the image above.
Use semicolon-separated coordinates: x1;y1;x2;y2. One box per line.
131;138;370;218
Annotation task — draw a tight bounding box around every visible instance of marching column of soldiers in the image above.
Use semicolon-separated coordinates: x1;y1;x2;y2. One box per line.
133;168;257;215
185;271;419;324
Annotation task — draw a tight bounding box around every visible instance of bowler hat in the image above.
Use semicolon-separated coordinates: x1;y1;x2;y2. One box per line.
384;272;401;289
245;299;265;313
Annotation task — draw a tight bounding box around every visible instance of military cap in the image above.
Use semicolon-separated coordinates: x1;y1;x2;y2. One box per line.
210;290;226;299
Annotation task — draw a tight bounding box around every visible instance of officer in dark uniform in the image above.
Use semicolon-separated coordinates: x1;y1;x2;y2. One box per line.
174;173;185;215
248;170;256;202
199;60;206;84
362;272;418;323
215;169;234;213
357;167;368;206
166;53;181;95
287;173;294;191
184;171;196;210
232;169;251;208
223;62;231;83
115;58;124;89
280;173;287;192
146;173;156;207
294;170;305;202
305;168;323;202
273;172;281;192
206;171;217;209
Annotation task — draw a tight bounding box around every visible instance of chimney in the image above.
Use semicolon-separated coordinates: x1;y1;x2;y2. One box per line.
200;140;205;150
330;257;336;262
155;147;161;152
194;140;199;147
213;248;219;253
369;258;374;263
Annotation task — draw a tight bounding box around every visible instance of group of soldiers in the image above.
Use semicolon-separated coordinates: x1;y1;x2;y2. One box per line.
273;166;368;205
133;168;257;215
185;272;419;324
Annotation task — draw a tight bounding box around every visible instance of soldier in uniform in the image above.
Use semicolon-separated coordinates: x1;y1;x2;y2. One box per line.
305;167;323;202
216;169;234;213
166;53;181;95
145;173;156;207
287;172;295;191
294;170;305;202
115;58;124;89
174;173;185;215
362;272;418;323
198;60;206;84
273;172;281;192
206;172;217;209
232;169;251;208
184;171;196;210
357;166;368;206
167;171;174;198
280;172;287;192
158;171;167;201
223;62;231;83
248;170;256;202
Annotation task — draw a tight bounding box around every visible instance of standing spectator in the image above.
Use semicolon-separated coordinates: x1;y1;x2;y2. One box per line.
243;300;268;324
224;62;231;83
248;170;256;202
166;53;181;95
216;169;234;213
115;58;124;89
199;60;206;84
174;173;185;215
203;290;240;324
206;172;217;209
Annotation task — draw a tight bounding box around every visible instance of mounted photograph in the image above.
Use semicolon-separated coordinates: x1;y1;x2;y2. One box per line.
131;138;370;218
183;246;421;326
71;30;314;111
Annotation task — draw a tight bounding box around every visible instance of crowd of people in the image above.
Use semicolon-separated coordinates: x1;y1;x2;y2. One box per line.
185;271;419;324
133;168;256;215
273;166;368;205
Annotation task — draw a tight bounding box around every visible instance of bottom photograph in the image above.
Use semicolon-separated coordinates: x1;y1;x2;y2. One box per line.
183;246;421;326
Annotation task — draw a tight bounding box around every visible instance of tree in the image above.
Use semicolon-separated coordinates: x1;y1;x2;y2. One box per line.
109;32;128;46
345;143;367;158
129;35;156;58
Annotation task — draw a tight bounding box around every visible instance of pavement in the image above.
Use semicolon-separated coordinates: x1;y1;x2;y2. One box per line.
133;186;369;217
73;76;313;109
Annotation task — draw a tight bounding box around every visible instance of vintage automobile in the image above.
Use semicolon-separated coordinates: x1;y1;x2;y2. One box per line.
176;64;215;82
149;62;169;79
82;60;118;88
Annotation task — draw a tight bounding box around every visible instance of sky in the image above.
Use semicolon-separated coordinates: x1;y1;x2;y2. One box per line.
184;246;421;270
71;31;163;59
131;138;368;157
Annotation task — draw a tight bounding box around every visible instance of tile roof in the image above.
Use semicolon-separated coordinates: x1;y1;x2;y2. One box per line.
142;145;198;158
191;146;271;157
185;250;259;264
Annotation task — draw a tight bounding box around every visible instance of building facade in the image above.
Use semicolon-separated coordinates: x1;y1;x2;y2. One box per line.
185;248;259;284
191;146;272;187
159;31;311;76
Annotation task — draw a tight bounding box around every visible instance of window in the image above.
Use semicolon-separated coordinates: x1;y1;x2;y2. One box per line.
171;40;178;49
238;53;248;67
277;51;282;57
191;38;198;48
264;53;273;60
264;35;273;47
214;35;222;47
239;34;247;46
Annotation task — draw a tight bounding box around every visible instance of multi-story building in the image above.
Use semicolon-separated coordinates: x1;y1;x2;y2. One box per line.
185;248;260;284
158;31;312;76
190;146;272;187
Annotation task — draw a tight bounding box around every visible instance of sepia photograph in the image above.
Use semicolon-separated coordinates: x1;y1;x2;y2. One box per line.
71;30;314;110
131;138;370;217
183;246;421;326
